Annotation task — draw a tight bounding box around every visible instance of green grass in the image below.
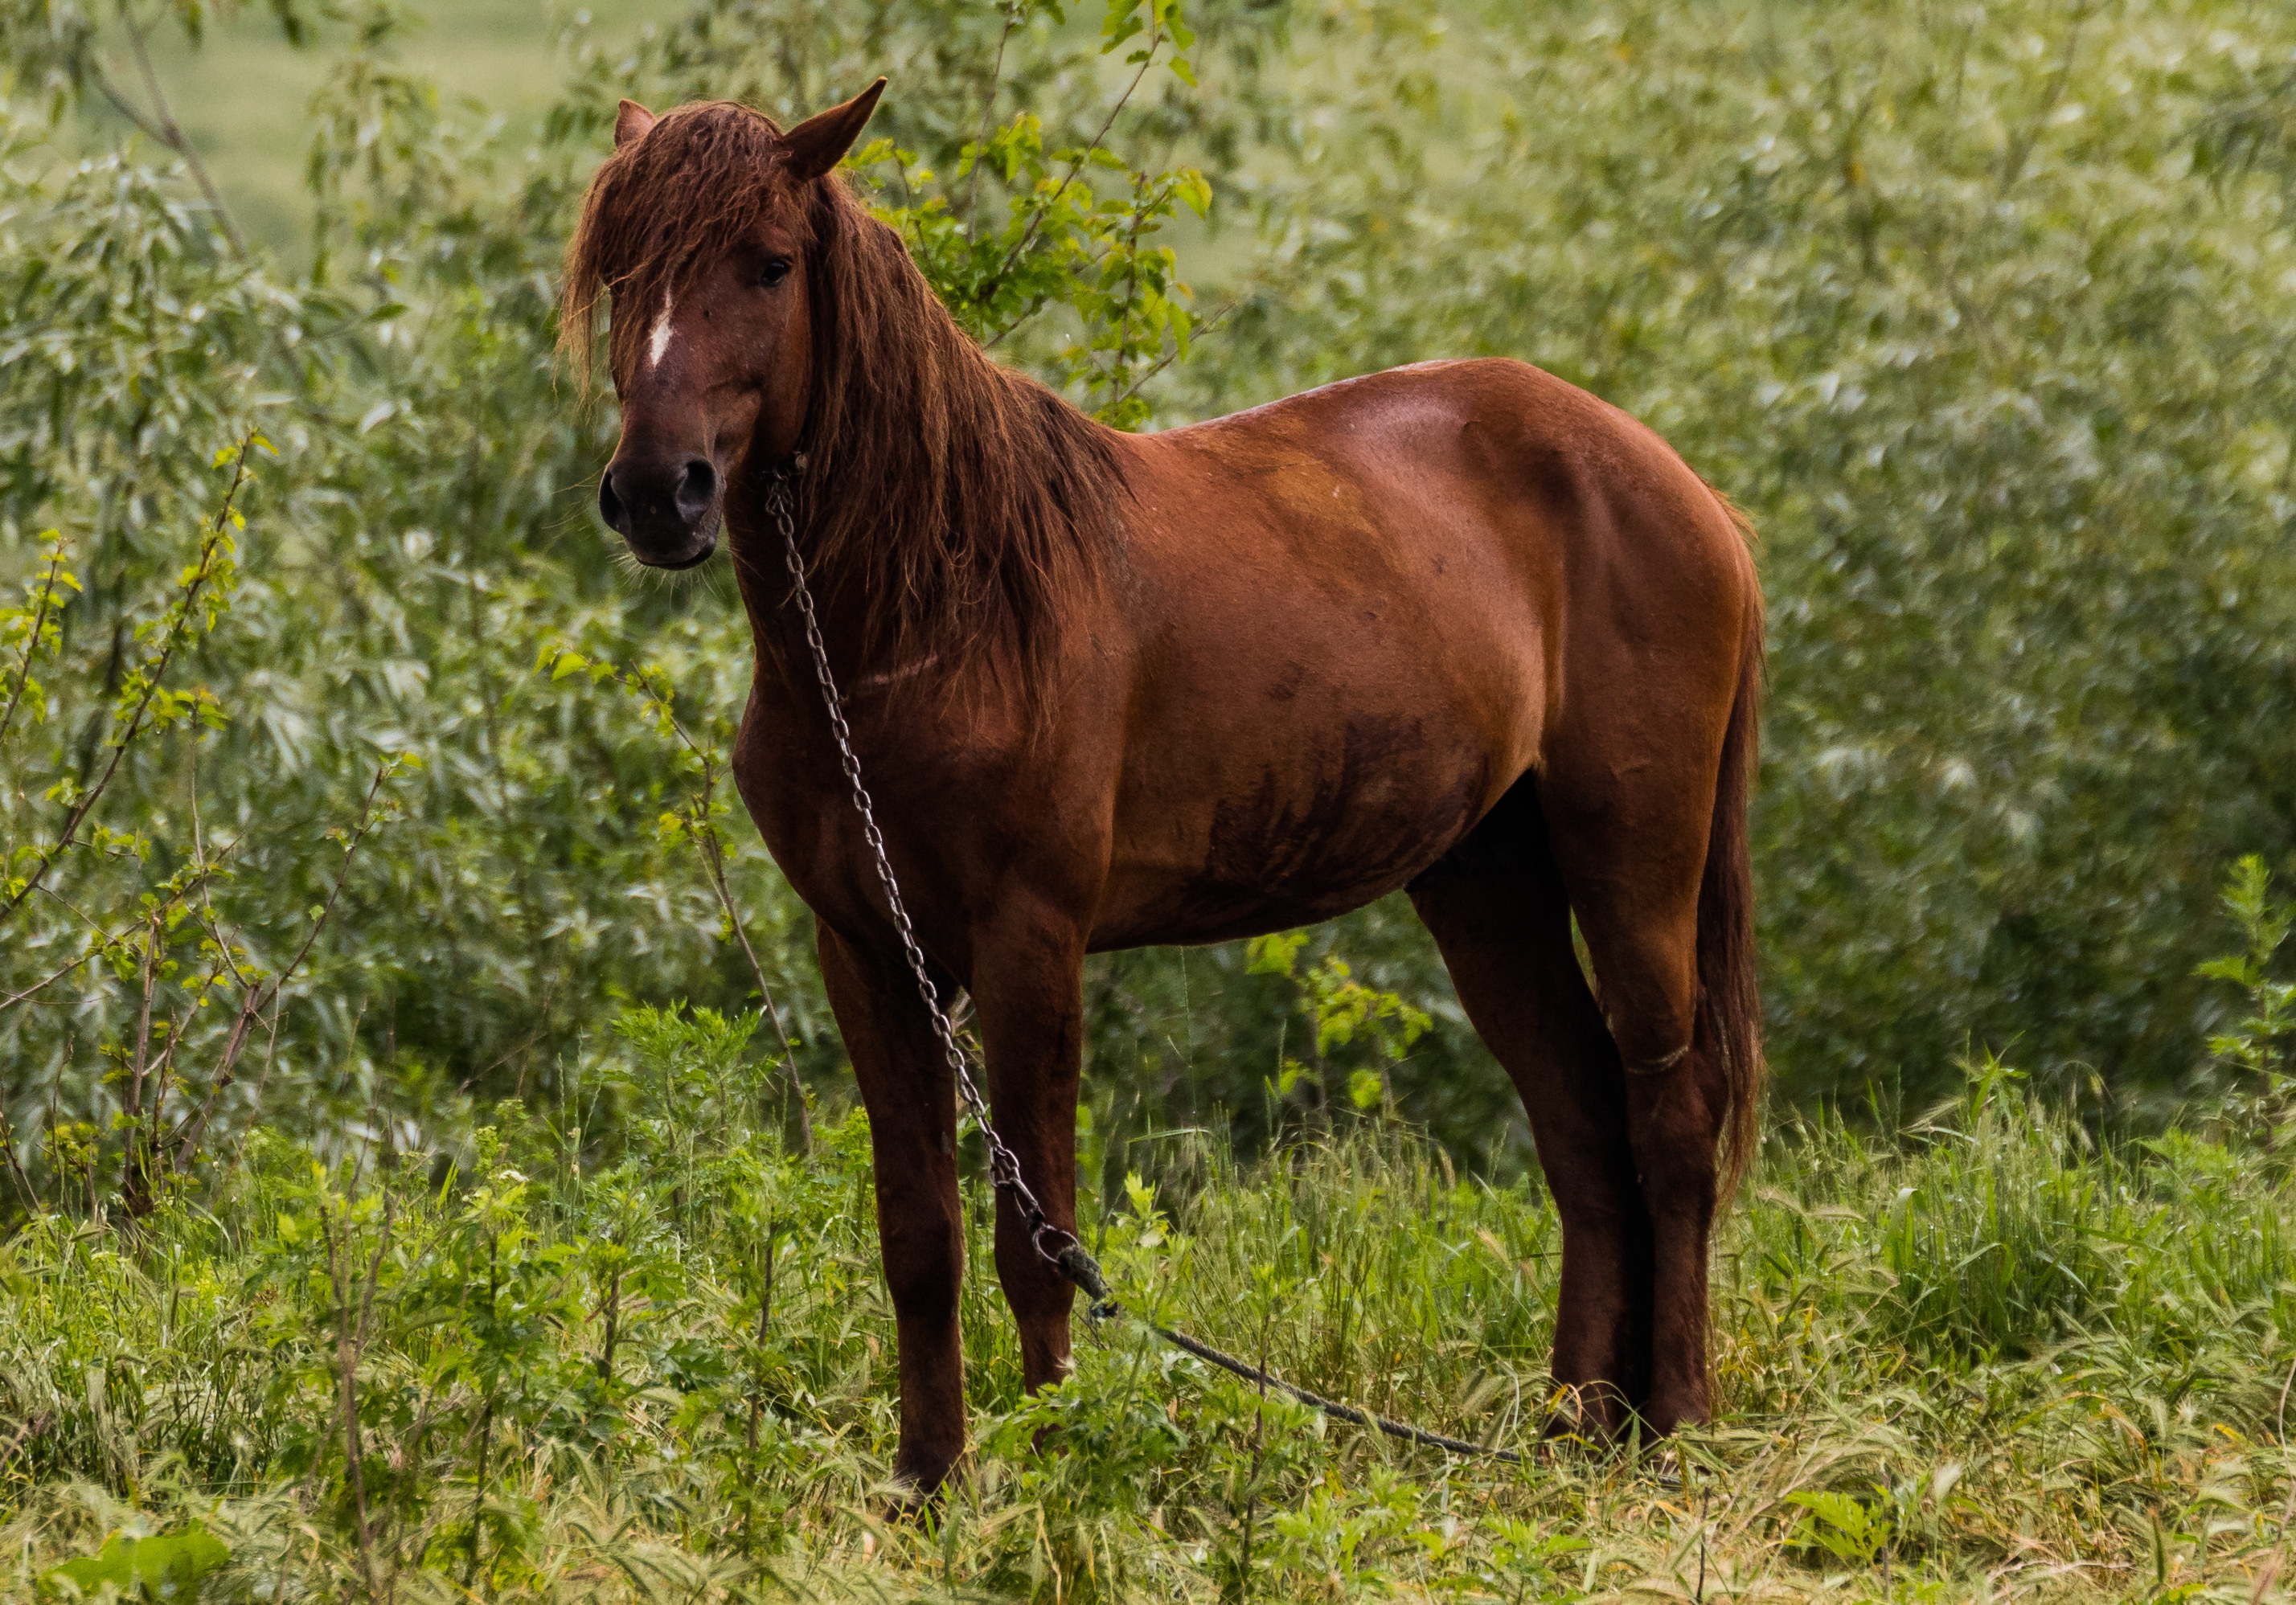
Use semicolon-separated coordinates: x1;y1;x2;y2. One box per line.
4;1010;2294;1601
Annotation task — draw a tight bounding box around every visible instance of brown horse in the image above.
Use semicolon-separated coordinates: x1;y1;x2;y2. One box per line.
565;82;1764;1497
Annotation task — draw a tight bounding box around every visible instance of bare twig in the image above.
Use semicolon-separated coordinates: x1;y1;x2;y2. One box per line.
205;1002;287;1194
0;1118;39;1214
1236;1305;1273;1605
627;665;811;1153
122;15;248;257
0;538;70;754
138;949;231;1135
169;762;399;1170
119;909;164;1217
979;18;1167;336
320;1191;392;1600
691;806;812;1150
93;75;169;145
1097;284;1245;419
0;434;257;930
128;911;160;1122
966;6;1020;238
32;882;114;940
1;841;239;1011
1996;4;2090;198
0;1411;54;1485
1697;1482;1710;1603
746;1218;781;1453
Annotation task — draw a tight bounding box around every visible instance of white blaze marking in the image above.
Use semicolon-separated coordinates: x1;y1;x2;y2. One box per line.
646;291;676;369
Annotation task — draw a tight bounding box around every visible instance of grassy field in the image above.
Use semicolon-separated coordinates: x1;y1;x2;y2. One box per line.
3;1005;2293;1602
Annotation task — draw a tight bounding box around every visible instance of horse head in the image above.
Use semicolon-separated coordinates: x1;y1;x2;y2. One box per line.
565;80;886;569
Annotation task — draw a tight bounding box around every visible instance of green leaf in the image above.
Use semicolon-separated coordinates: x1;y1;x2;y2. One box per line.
43;1526;231;1601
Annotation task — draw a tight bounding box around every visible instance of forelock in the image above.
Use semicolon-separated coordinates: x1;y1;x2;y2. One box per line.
561;100;816;382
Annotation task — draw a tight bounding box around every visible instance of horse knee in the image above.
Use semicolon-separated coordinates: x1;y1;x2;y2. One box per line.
1605;999;1695;1077
1585;929;1698;1075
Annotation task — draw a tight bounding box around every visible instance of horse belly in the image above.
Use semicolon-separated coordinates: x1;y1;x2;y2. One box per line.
1092;372;1571;949
1090;709;1503;950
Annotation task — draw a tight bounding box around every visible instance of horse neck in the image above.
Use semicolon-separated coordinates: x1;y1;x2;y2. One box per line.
734;261;1123;702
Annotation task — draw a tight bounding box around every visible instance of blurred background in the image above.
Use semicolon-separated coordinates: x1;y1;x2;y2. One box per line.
104;4;670;249
6;0;2295;1195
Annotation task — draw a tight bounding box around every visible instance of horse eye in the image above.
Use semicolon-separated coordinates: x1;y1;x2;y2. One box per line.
761;258;792;289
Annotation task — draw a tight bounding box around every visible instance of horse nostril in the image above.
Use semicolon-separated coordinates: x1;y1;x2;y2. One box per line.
674;459;716;526
598;469;629;534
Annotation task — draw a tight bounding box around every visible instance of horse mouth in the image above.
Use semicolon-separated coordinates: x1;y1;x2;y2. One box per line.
632;537;717;571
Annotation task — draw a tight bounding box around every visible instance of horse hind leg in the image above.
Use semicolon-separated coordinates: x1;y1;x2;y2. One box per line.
1541;731;1747;1436
1407;780;1651;1439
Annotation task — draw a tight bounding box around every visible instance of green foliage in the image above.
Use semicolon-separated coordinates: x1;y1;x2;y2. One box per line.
2;1039;2296;1597
0;2;789;1200
1786;1488;1892;1569
12;0;2294;1183
0;531;78;741
0;0;1261;1211
39;1521;230;1601
1244;931;1430;1123
8;2;2296;1591
2198;856;2296;1085
9;0;2296;1177
847;0;1211;427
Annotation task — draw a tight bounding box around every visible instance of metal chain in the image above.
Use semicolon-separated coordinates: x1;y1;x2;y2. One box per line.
768;465;1109;1308
764;461;1527;1460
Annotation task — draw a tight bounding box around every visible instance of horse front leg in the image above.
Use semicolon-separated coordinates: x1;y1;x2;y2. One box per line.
968;915;1088;1394
814;918;968;1501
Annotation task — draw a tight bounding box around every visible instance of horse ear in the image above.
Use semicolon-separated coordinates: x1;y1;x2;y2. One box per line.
615;100;657;150
778;77;888;181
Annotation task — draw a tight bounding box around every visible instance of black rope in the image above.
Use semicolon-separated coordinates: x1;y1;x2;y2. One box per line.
1146;1323;1524;1464
1010;1176;1523;1465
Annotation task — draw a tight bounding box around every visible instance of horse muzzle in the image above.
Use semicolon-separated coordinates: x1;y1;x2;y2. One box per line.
599;454;720;568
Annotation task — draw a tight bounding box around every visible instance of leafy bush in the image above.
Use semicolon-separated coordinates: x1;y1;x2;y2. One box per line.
11;0;2296;1190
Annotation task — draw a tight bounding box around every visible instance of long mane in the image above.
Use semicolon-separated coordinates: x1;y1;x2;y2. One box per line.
562;101;1125;695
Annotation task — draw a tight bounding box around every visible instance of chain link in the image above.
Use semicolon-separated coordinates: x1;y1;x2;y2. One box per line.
769;466;1105;1302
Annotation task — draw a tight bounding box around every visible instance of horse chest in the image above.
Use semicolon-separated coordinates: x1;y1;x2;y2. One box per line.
730;688;1019;940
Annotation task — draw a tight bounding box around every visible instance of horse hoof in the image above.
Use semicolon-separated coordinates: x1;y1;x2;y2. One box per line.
1636;1394;1710;1442
884;1449;961;1519
883;1486;939;1523
1540;1383;1632;1447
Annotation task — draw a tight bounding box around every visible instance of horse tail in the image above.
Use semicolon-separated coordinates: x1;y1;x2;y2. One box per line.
1700;516;1766;1203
